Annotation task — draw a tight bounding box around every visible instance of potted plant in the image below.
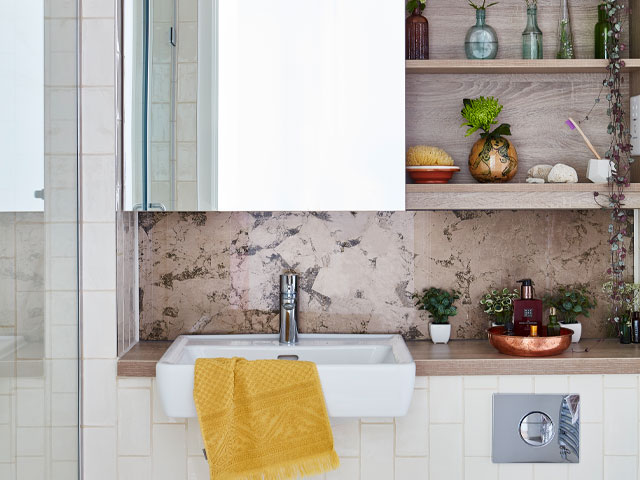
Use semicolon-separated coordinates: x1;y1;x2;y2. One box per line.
413;287;460;344
544;285;597;343
480;288;520;326
465;1;499;60
460;96;518;183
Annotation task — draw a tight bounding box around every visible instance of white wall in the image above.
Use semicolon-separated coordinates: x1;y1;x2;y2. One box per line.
110;374;640;480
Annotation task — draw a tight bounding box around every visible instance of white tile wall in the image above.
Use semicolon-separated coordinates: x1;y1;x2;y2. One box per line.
110;375;640;480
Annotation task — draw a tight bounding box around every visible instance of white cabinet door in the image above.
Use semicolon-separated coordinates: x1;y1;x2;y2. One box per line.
216;0;405;211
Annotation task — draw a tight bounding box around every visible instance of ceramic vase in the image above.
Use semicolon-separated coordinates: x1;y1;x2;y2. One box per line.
559;322;581;343
468;136;518;183
429;323;451;344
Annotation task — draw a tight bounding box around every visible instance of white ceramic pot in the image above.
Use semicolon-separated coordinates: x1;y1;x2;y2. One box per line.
559;322;581;343
587;159;611;183
429;323;451;344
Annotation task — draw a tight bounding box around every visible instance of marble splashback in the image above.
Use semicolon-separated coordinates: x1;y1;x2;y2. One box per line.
138;210;628;341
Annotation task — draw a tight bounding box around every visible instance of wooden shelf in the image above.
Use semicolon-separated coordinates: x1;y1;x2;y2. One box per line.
406;59;640;74
406;183;640;210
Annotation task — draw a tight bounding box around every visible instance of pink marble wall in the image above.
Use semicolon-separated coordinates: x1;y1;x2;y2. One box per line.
138;210;628;341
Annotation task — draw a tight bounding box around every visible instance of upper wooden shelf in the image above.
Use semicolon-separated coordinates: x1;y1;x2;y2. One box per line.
406;183;640;210
406;59;640;74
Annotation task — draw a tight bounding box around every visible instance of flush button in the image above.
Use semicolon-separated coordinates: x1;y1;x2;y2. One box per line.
519;411;554;446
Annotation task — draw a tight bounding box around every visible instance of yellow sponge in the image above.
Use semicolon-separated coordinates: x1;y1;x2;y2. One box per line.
406;145;454;166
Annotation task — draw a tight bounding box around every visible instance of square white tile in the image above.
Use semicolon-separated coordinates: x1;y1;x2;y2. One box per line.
360;424;394;480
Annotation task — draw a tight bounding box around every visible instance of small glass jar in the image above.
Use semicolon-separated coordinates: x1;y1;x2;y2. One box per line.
522;5;543;59
465;9;498;60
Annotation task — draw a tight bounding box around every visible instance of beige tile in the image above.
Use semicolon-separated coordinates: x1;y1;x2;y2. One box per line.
604;388;638;455
498;464;533;480
152;424;187;480
177;143;197;181
533;464;568;480
330;419;360;458
83;427;116;480
150;104;171;142
16;389;44;427
429;377;463;423
326;457;359;480
464;376;498;389
464;456;497;480
150;143;171;181
51;461;78;480
603;456;637;479
0;424;10;462
51;427;78;461
82;155;116;223
83;359;117;426
395;389;428;456
360;424;393;480
568;375;603;423
176;182;198;210
178;0;197;22
430;424;463;480
396;457;428;480
82;223;116;291
118;457;152;480
52;359;78;393
51;325;77;358
151;64;172;103
152;23;172;64
177;22;197;63
187;456;210;480
118;388;151;456
81;19;114;86
568;423;602;480
82;290;117;358
177;103;197;142
187;417;205;456
177;63;197;103
82;0;114;17
17;457;45;479
17;426;45;456
52;393;78;426
81;87;115;155
464;389;493;457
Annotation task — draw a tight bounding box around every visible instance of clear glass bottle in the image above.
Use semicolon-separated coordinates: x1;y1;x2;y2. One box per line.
465;9;498;60
594;3;611;59
522;5;543;59
556;0;575;59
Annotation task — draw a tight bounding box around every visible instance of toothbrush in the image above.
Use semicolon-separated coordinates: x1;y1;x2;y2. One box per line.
566;118;602;159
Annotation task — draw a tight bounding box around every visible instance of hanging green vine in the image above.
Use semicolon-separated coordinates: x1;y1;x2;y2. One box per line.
594;0;634;331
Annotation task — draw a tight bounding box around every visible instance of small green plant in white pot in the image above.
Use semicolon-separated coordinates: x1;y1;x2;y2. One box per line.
480;288;520;326
544;285;597;343
413;287;460;344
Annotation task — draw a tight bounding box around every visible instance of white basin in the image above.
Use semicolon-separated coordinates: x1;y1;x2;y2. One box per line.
156;334;416;418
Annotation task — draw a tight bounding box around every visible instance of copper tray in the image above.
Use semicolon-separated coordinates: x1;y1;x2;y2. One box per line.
487;326;573;357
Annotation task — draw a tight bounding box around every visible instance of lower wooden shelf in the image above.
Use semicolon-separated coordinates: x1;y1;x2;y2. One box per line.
406;183;640;210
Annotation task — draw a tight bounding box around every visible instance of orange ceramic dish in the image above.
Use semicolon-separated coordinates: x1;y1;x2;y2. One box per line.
406;166;460;184
487;326;573;357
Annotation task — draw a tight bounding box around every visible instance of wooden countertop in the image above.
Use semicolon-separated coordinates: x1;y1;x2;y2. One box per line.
117;339;640;377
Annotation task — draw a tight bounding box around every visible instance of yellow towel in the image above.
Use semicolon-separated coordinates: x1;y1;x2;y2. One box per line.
194;357;340;480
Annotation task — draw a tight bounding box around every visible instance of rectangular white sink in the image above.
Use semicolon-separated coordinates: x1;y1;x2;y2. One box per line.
156;334;416;418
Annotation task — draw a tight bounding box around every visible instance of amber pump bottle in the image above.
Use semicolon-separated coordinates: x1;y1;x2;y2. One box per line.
513;279;543;336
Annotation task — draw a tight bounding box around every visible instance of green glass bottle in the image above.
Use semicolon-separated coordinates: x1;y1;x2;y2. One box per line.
522;5;543;59
547;307;561;336
595;3;611;59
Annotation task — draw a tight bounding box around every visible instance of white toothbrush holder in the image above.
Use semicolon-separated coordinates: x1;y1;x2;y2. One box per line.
587;159;612;183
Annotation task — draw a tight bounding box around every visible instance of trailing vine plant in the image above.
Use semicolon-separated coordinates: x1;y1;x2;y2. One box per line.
593;0;634;331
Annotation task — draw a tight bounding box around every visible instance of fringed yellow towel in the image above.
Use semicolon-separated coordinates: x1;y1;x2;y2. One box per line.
194;357;340;480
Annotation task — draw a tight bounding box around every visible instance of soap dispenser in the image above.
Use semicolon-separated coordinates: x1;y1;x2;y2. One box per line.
513;279;543;336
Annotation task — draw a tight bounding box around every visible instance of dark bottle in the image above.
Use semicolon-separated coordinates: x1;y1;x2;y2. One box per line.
631;312;640;343
513;279;543;336
621;320;632;344
406;8;429;59
595;3;611;59
547;307;561;336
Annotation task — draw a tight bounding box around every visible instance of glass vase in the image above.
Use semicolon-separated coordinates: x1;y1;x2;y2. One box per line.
594;3;611;59
522;5;543;59
465;9;498;60
621;322;632;344
556;0;575;59
406;8;429;59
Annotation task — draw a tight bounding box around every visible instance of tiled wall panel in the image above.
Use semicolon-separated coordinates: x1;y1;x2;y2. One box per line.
114;374;640;480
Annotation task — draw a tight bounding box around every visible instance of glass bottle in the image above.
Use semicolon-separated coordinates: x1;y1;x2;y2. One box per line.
465;9;498;60
621;321;632;344
556;0;575;59
522;5;543;59
547;307;561;336
594;3;611;59
406;7;429;60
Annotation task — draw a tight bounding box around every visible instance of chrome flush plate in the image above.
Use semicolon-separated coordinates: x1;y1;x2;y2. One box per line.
492;394;580;463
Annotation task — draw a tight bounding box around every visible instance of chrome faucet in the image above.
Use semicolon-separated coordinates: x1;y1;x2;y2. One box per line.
279;273;299;345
